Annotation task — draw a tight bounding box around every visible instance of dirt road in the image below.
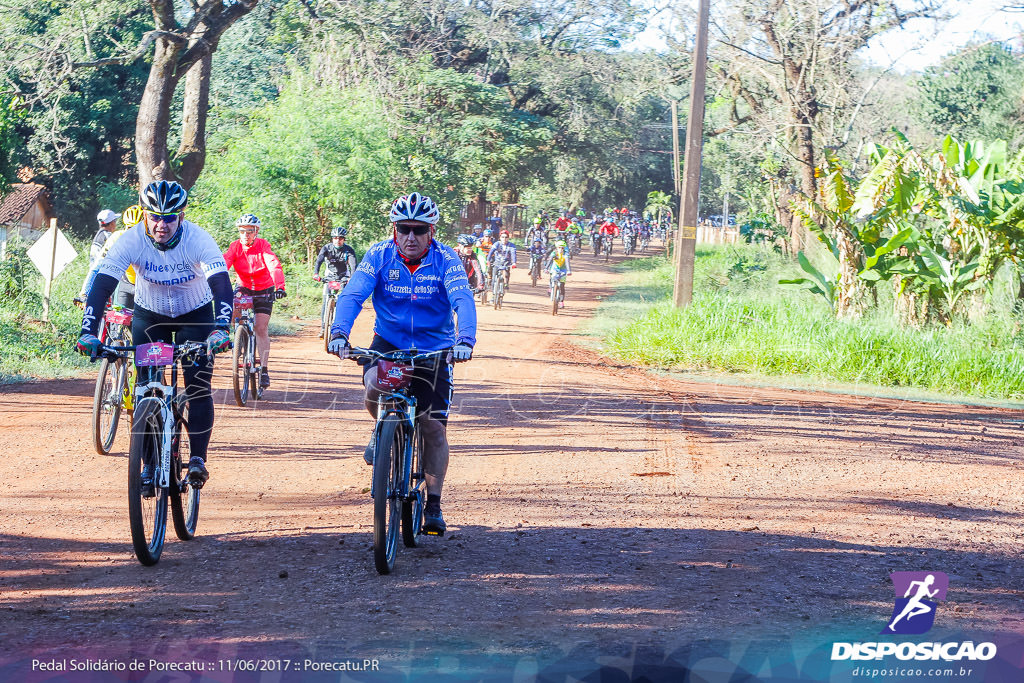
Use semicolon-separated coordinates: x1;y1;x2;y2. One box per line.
2;248;1023;681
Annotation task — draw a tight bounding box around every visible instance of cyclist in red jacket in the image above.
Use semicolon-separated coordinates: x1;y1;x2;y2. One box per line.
223;213;286;388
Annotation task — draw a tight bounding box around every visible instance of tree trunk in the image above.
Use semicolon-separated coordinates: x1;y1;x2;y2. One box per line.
176;48;216;189
135;39;184;186
134;0;259;188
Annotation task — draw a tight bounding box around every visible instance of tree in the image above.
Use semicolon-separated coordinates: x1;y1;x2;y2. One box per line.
707;0;941;250
1;0;264;190
916;43;1024;145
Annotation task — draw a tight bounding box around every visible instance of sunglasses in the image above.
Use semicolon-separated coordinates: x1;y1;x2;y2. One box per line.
395;223;431;236
238;228;257;234
147;212;179;224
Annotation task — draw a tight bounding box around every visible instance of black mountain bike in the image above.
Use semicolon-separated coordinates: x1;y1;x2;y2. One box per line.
529;253;542;286
344;347;449;574
94;340;209;566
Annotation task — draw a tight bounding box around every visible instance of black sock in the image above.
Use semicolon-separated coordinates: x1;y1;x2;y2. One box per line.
427;494;441;509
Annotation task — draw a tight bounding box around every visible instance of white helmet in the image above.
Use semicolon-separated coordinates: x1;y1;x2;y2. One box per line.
97;209;119;224
389;192;439;225
236;213;261;228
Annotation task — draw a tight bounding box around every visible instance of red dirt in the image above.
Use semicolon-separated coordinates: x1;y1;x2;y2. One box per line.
1;249;1022;679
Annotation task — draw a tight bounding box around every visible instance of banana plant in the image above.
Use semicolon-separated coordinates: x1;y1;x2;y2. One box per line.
914;243;986;322
779;251;838;311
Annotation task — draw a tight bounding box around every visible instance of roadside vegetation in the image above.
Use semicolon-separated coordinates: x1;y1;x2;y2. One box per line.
600;246;1024;402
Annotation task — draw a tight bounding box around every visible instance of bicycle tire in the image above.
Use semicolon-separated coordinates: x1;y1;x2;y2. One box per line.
250;332;262;403
92;357;124;455
372;415;403;574
323;297;336;353
402;432;425;547
169;402;200;540
128;404;168;566
232;325;250;406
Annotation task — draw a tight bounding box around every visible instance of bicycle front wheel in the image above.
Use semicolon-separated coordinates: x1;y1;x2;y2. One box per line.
92;357;125;455
232;325;250;406
170;403;200;540
372;415;404;574
128;406;168;566
323;297;336;353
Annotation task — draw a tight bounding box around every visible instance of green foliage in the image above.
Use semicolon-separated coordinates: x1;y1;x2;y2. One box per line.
917;43;1024;144
190;80;396;258
603;247;1024;401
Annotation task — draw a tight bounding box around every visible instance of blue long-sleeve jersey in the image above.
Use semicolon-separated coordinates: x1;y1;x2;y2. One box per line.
331;238;477;350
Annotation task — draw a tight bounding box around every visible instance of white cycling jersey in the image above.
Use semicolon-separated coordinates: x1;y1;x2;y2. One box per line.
97;220;228;317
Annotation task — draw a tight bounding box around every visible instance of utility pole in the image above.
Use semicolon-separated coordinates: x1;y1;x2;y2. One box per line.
670;100;682;197
672;0;711;308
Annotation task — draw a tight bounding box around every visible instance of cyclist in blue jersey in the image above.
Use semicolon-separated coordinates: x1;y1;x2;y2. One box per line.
327;192;476;535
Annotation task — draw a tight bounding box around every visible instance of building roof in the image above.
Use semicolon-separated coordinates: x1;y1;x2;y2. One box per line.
0;183;48;225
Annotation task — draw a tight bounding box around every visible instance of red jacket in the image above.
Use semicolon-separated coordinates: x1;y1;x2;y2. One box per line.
599;222;619;236
224;238;286;291
554;217;571;231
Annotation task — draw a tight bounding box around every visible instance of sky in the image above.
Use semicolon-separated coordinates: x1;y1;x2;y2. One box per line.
625;0;1023;73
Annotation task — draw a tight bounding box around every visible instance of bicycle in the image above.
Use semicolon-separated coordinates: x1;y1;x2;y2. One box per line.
230;292;272;405
491;264;511;309
550;273;566;315
603;234;614;261
529;253;543;286
569;233;582;257
94;340;207;566
92;304;135;455
342;347;449;574
592;233;602;257
320;279;346;352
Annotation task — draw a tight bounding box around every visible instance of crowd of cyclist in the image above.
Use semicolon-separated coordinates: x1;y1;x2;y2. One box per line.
74;183;669;535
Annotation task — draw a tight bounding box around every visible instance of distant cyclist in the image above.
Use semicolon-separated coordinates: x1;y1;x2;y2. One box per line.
223;213;287;389
328;192;476;535
487;230;517;290
76;180;233;491
547;240;572;308
457;234;487;293
76;204;144;310
313;226;358;337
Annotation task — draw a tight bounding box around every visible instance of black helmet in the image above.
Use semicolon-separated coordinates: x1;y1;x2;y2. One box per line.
139;180;188;213
331;226;347;238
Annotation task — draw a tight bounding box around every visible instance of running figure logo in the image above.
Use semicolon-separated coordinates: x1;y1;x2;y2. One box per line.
882;571;948;635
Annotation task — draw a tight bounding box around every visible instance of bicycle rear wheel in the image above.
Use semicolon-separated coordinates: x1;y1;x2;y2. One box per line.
128;405;168;566
372;415;404;574
232;325;250;406
402;431;425;547
92;357;125;455
169;402;200;540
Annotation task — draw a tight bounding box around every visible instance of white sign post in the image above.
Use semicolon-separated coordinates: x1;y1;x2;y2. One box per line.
27;218;78;321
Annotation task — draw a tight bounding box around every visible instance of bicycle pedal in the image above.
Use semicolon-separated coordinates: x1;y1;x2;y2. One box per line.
423;528;444;537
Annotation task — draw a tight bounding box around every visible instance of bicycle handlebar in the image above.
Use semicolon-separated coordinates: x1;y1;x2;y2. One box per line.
92;340;209;363
343;347;452;365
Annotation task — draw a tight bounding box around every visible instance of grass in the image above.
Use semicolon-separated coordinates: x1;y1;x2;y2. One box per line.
595;245;1024;404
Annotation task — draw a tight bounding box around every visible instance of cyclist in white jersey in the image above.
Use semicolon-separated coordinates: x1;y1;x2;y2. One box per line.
76;180;233;492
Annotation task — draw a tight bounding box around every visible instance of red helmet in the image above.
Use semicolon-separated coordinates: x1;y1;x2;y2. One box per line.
500;229;510;237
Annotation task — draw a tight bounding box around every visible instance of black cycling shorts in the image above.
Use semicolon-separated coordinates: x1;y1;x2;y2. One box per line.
362;334;454;426
236;286;274;315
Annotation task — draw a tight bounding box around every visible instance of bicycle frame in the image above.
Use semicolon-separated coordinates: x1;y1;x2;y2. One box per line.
372;391;419;503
